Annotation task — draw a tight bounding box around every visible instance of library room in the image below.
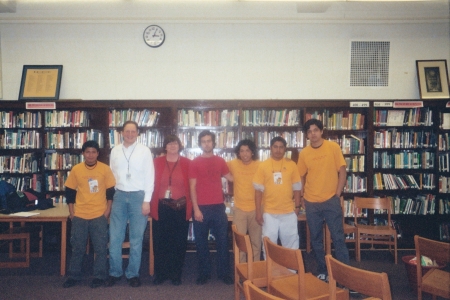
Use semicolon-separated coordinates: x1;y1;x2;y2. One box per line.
0;1;449;300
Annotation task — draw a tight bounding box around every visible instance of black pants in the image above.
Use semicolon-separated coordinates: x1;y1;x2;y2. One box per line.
152;204;189;281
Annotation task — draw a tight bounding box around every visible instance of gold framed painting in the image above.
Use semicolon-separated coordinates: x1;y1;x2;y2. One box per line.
19;65;63;101
416;60;449;99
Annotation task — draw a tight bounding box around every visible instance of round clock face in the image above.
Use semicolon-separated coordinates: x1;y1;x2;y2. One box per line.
143;25;165;48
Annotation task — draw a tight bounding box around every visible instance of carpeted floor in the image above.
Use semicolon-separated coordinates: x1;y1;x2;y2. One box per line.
1;247;444;300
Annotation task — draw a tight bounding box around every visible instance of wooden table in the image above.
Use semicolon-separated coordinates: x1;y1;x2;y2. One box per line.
0;204;70;275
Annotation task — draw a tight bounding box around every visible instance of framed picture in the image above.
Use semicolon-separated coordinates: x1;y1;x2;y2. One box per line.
416;60;449;99
18;65;63;101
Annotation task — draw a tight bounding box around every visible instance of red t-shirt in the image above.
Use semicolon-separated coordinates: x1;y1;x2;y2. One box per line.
189;155;229;205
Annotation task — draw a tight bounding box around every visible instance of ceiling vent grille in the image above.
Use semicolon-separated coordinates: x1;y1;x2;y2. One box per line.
350;41;390;87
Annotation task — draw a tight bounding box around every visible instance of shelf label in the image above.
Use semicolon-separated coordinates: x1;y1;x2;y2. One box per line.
374;102;393;107
26;102;56;110
350;101;369;108
393;101;423;108
446;101;450;108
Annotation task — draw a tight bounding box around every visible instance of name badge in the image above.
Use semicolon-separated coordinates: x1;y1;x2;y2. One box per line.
88;178;99;193
273;172;282;185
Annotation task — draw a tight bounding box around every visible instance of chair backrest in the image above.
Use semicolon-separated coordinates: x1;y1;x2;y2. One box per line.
354;197;391;224
243;280;284;300
414;235;450;264
232;224;253;263
263;236;303;272
325;254;392;300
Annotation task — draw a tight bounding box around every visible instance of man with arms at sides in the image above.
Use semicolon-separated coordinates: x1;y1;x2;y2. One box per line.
253;136;302;255
63;140;116;288
106;120;155;288
227;139;261;262
297;118;349;282
189;130;234;285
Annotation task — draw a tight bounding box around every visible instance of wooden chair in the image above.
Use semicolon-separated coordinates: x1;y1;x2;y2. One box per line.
263;237;346;300
243;280;284;300
0;227;30;268
325;254;392;300
233;225;289;300
414;235;450;300
353;197;397;264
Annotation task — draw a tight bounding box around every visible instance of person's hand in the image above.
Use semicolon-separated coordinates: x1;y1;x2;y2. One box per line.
104;207;111;219
255;212;263;226
142;202;150;215
194;209;203;222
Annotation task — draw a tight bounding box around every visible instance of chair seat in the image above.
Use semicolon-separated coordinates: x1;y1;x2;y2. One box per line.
422;268;450;299
357;224;395;234
270;272;347;300
236;261;268;287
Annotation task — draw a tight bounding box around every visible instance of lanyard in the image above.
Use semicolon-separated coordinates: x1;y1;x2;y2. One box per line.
165;157;180;187
122;144;137;176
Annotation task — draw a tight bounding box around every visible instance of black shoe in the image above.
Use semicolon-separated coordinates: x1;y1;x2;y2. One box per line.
127;277;141;287
153;277;167;285
104;275;121;287
171;279;182;286
220;276;233;285
196;275;209;285
63;278;80;288
90;278;105;288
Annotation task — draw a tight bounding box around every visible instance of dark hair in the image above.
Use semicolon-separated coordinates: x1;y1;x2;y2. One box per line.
198;130;215;148
303;118;324;133
234;139;258;160
122;120;139;132
82;140;100;152
270;136;287;147
163;135;184;153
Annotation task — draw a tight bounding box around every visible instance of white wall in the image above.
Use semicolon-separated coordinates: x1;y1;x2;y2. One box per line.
0;1;449;101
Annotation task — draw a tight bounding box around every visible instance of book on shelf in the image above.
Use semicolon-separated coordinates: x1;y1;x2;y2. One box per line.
387;110;405;126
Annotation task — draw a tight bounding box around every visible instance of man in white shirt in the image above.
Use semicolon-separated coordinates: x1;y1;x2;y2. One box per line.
106;120;154;288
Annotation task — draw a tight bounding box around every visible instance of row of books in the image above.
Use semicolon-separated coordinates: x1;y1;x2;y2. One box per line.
439;112;450;130
44;152;84;170
374;129;436;149
0;111;42;129
373;108;433;127
440;223;450;241
373;150;435;169
327;135;365;154
438;153;450;172
109;109;160;127
0;174;42;192
438;176;450;193
44;110;90;127
178;109;239;127
44;129;104;149
241;109;301;127
240;131;304;148
177;130;238;149
373;173;435;190
110;129;164;148
0;154;40;173
343;174;366;193
438;133;450;151
305;110;365;130
344;155;365;172
0;130;41;149
45;171;69;192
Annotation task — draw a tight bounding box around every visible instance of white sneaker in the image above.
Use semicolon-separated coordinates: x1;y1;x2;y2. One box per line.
317;274;328;282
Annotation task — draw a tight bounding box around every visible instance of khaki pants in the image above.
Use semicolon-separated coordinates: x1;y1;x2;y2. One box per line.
232;207;262;262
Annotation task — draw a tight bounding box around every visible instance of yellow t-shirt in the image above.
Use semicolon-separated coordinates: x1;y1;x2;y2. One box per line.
65;161;116;220
253;157;301;214
228;159;260;212
297;139;346;203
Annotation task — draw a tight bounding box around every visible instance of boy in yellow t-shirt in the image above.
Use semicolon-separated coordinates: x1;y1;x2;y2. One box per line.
228;139;261;262
62;141;116;289
253;137;302;255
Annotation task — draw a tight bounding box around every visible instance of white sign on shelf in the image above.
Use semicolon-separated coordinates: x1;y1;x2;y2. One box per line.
374;102;393;107
350;102;369;108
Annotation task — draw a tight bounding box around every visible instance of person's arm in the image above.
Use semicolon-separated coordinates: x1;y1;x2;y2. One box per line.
293;181;302;214
65;187;77;220
142;148;154;216
335;165;347;197
253;184;264;226
223;172;233;182
104;186;115;218
190;178;203;222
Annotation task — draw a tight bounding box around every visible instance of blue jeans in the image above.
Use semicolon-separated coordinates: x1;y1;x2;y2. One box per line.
305;196;349;275
68;215;108;280
109;190;148;279
193;203;230;279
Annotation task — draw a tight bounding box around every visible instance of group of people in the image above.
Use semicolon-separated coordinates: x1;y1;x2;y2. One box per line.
62;118;350;289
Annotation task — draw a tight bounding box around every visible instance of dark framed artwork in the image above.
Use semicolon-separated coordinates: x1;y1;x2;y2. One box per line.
416;60;449;99
18;65;63;101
